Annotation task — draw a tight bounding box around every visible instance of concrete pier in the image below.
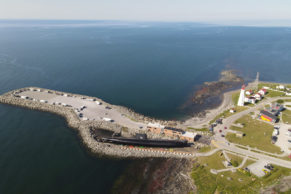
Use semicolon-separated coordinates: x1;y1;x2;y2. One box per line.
0;87;199;158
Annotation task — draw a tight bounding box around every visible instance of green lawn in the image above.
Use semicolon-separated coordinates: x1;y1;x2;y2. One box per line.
187;127;209;132
197;146;213;153
227;153;243;166
258;83;278;90
242;159;256;168
257;83;286;97
198;151;226;169
226;115;282;154
232;92;240;104
282;109;291;124
265;90;285;98
192;151;291;193
209;106;248;124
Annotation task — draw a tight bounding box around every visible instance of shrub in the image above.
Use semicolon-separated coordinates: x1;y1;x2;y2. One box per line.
232;160;239;167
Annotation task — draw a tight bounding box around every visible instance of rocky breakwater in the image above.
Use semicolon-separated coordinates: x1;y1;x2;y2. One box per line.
0;87;196;159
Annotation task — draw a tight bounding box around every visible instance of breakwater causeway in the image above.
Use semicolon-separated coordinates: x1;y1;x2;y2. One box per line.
0;87;207;158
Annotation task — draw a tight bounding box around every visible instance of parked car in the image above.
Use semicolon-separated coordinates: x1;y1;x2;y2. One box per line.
264;164;274;170
219;130;222;133
274;125;280;130
271;136;278;144
272;130;279;136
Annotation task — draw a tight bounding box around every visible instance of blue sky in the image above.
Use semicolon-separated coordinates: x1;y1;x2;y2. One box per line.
1;0;291;24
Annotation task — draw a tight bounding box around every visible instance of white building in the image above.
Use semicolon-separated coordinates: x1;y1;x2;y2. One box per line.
244;97;256;104
245;90;253;95
254;93;262;101
148;122;165;129
181;132;197;142
276;85;285;90
237;85;246;106
230;109;236;113
258;89;267;96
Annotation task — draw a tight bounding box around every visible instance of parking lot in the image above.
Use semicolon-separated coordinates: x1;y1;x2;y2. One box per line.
247;160;270;177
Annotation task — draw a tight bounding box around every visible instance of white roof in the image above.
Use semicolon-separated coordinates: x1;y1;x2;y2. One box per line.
182;132;197;138
103;117;112;121
148;122;165;129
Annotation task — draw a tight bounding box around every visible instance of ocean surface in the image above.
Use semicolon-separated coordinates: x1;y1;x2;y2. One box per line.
1;20;291;194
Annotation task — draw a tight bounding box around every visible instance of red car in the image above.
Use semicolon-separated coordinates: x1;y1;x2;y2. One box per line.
224;127;227;129
219;130;222;133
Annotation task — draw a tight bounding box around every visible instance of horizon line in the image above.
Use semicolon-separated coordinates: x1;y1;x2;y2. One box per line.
1;18;291;27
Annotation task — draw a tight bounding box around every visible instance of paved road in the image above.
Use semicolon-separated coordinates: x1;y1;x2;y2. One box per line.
213;140;291;169
212;96;291;169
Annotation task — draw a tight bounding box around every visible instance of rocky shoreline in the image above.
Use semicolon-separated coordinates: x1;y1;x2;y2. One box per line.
111;158;196;194
0;87;202;159
181;70;243;117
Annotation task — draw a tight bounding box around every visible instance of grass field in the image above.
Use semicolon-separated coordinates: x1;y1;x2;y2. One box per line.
232;92;240;104
266;90;285;98
191;151;291;193
187;127;209;132
197;146;213;153
258;83;278;90
226;115;282;154
209;106;248;124
257;83;286;97
227;153;243;166
282;109;291;124
242;159;256;168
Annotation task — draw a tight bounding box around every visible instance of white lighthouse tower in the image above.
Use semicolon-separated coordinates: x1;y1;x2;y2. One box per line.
237;85;246;106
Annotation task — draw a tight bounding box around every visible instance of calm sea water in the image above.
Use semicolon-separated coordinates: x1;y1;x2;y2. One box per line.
1;20;291;194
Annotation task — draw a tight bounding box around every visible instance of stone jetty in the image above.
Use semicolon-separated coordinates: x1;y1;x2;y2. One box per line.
0;87;200;158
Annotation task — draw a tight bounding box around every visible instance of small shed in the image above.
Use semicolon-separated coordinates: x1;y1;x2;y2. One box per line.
236;131;245;138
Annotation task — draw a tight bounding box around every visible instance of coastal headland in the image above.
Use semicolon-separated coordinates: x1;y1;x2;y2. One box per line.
2;76;291;193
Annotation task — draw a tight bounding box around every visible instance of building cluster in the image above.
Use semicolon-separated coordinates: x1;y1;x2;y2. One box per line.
237;85;267;106
264;84;291;96
147;123;197;142
244;88;267;105
259;103;284;123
